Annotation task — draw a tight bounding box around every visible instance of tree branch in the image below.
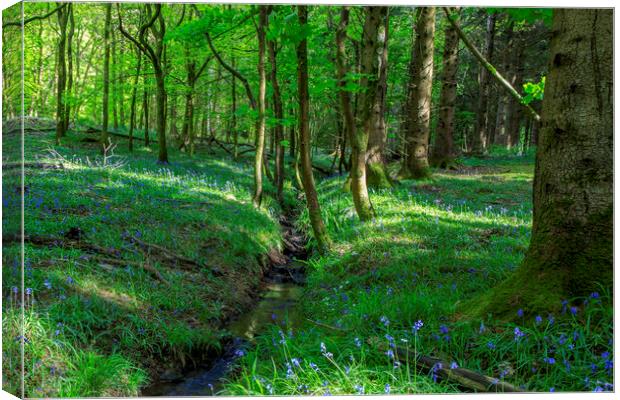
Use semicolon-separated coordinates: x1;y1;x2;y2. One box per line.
3;3;67;29
443;7;541;121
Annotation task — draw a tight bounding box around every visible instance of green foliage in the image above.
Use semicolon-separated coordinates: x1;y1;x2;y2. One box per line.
522;76;545;105
487;8;553;26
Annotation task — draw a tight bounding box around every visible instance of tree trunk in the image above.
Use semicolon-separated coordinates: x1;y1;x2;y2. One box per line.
101;3;111;146
431;9;460;168
349;6;388;220
55;2;69;144
477;9;612;317
252;5;268;207
128;50;142;152
365;9;391;188
64;3;74;132
472;12;496;155
154;71;168;163
506;32;525;150
400;7;436;179
494;21;514;147
335;6;357;194
296;5;331;253
231;54;238;159
142;82;149;146
268;36;285;204
111;30;119;130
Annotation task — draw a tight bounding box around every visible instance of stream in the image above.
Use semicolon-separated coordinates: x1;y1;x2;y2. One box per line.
142;216;307;396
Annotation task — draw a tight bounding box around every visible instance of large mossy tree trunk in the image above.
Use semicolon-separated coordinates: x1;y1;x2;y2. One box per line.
297;5;331;254
365;9;391;189
431;9;460;168
475;9;613;318
400;7;436;179
252;5;268;208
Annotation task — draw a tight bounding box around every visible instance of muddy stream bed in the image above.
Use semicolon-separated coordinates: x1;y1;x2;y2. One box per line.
142;216;307;396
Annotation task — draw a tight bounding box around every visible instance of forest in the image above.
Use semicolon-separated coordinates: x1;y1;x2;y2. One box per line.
1;1;613;397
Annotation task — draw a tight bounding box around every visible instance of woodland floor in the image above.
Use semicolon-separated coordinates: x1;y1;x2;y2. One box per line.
1;122;614;396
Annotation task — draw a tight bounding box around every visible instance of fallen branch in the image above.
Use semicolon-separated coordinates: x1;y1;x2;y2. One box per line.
370;338;520;393
306;318;350;333
129;235;222;275
89;255;170;286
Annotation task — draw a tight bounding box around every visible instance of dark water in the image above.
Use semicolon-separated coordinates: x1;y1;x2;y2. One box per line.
142;281;303;396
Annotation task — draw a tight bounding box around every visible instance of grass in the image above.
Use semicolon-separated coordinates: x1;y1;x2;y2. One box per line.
2;126;283;397
223;148;614;395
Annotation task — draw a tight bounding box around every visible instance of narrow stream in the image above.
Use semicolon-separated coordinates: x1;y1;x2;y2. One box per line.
142;216;306;396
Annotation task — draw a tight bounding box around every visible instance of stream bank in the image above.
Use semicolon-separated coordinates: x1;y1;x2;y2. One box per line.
141;214;308;396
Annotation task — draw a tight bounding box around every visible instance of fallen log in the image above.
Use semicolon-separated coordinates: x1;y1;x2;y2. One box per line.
369;338;520;393
2;162;64;171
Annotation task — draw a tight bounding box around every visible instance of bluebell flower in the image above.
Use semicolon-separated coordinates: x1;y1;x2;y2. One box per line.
354;385;364;395
549;387;555;392
384;383;390;394
43;279;52;289
487;342;496;350
517;309;524;318
380;316;390;327
570;306;578;315
590;292;600;299
593;386;603;392
535;315;543;324
25;288;32;295
450;362;458;369
291;358;301;368
413;320;423;332
385;349;394;359
354;337;362;348
393;361;401;369
439;325;449;334
479;322;486;333
234;349;245;357
344;365;351;375
601;351;610;359
66;276;74;285
310;362;319;372
604;359;613;372
320;342;327;353
514;327;525;341
12;287;18;294
547;314;555;325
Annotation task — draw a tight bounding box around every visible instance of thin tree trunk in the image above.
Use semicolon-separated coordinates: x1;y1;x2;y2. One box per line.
495;21;514;146
101;3;111;145
365;9;391;188
507;32;525;150
268;36;285;204
231;54;238;159
142;82;149;146
472;12;496;155
63;3;74;132
55;2;68;144
335;7;357;192
252;5;268;208
128;50;142;152
296;5;331;253
400;7;436;179
112;29;118;130
431;8;460;168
